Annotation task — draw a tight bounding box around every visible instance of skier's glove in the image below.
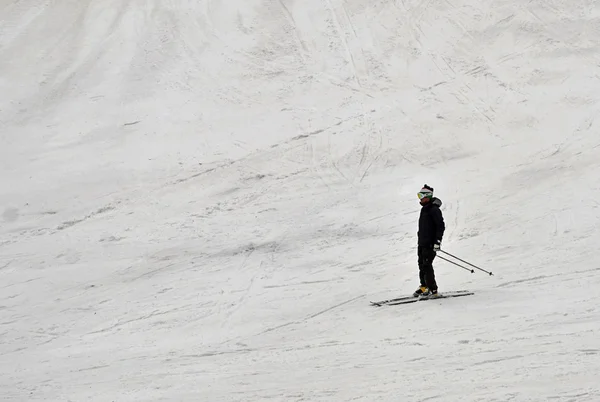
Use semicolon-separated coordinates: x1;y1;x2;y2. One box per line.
433;241;441;252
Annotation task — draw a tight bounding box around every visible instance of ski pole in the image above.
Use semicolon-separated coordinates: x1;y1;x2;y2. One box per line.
437;254;474;273
440;250;493;276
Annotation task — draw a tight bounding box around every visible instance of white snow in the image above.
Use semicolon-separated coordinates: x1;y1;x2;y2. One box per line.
1;0;600;401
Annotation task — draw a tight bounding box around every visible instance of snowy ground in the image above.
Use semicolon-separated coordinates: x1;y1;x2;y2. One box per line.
2;0;600;401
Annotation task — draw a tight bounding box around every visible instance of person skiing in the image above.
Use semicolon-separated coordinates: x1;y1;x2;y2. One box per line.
414;184;445;297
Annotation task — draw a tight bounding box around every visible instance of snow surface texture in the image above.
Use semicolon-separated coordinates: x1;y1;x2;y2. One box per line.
1;0;600;401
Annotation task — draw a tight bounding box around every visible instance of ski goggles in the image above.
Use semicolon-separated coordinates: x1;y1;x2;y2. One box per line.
417;191;433;200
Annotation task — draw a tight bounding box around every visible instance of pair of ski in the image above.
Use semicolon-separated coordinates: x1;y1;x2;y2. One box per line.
370;290;474;306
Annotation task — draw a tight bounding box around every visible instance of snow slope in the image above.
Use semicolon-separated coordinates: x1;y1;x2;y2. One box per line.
2;0;600;400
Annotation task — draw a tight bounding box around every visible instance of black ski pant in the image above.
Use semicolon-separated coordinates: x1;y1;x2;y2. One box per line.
418;246;438;291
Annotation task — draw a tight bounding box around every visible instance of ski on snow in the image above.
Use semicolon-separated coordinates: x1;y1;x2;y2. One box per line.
370;290;474;306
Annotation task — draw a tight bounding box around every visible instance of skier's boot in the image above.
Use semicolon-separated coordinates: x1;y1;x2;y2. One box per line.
420;289;439;298
413;286;428;297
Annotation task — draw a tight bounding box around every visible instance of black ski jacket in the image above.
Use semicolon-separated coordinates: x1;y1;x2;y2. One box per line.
418;197;445;247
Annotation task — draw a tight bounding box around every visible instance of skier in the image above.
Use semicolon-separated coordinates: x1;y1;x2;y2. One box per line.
413;184;445;297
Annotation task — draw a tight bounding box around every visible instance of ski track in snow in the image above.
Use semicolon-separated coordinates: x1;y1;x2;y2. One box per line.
1;0;600;401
